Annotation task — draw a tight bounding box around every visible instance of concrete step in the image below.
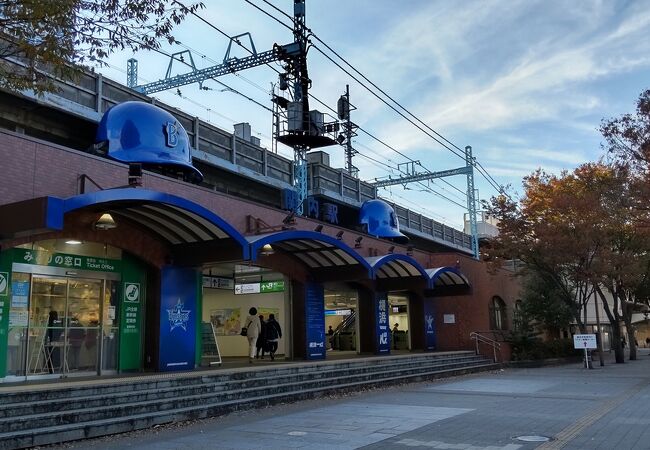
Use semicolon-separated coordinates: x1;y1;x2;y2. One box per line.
0;354;486;417
0;352;498;449
0;352;481;405
0;360;498;450
0;357;490;431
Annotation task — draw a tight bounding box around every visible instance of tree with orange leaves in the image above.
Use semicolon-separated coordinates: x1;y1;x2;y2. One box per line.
487;163;650;363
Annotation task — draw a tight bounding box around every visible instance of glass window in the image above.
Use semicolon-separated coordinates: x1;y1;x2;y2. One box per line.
513;300;523;332
489;296;507;331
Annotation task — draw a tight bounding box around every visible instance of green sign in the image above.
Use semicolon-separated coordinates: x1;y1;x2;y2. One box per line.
0;251;11;378
261;280;285;293
13;249;121;273
119;254;145;371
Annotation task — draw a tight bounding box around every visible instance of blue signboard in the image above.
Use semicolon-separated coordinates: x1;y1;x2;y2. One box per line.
375;292;390;354
159;266;198;371
11;281;29;308
423;299;436;351
305;283;326;359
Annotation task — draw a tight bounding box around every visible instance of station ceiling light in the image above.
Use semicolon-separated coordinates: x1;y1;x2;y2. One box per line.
94;213;117;230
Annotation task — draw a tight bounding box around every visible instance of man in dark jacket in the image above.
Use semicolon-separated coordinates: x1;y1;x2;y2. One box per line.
265;314;282;361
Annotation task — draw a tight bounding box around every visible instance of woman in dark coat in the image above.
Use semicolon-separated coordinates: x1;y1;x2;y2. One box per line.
265;314;282;360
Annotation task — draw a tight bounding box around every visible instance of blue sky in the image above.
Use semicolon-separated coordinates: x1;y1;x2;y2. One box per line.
100;0;650;230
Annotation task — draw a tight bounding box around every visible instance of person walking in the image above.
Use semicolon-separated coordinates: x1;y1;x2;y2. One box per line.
243;307;261;363
265;313;282;361
256;314;267;359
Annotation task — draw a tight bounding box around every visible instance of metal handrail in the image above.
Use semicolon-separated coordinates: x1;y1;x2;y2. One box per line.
470;331;502;363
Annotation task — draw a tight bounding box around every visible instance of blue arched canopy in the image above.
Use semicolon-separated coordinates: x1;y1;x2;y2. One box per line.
365;254;428;281
45;188;249;260
426;266;470;292
248;230;372;280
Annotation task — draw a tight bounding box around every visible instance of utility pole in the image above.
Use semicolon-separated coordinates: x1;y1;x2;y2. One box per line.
128;1;343;217
291;0;310;215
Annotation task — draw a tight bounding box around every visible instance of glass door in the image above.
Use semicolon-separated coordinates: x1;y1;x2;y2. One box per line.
66;278;102;374
101;280;120;373
28;276;67;376
24;276;103;377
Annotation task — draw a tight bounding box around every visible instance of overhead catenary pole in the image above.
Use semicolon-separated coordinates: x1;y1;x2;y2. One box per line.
339;84;358;177
369;147;480;259
127;0;314;216
465;146;479;259
292;0;309;215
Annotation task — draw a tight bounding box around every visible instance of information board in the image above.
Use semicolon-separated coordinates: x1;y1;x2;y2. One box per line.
305;283;326;359
573;334;597;349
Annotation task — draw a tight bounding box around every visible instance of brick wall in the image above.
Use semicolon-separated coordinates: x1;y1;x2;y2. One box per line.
0;129;522;354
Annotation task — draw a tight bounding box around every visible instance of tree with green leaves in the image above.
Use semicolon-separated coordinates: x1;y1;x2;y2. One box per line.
0;0;203;94
520;271;574;336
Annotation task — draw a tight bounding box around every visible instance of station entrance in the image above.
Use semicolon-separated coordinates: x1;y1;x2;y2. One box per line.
388;293;410;351
324;285;359;353
4;240;123;381
201;264;289;362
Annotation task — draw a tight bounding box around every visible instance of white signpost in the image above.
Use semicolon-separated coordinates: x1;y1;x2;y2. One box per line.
573;334;597;369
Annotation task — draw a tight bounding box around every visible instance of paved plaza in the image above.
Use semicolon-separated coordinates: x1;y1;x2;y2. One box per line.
51;349;650;449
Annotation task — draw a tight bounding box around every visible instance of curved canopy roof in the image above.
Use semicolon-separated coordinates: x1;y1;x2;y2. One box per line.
426;266;470;291
248;230;372;279
61;189;247;252
365;254;428;280
26;188;250;260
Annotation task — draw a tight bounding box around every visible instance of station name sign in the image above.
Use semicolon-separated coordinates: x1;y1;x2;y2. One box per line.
281;189;339;225
13;249;120;273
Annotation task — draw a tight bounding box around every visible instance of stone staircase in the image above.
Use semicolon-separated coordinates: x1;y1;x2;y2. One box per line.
0;351;498;449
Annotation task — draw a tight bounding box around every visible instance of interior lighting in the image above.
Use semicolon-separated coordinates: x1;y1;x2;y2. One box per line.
260;244;274;256
94;213;117;230
65;240;83;245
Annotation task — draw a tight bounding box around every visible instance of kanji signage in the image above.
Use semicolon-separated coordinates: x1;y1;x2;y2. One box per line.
13;249;121;273
375;292;390;354
573;334;597;349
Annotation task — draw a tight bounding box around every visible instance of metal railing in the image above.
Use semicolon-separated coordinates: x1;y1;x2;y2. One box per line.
470;331;502;363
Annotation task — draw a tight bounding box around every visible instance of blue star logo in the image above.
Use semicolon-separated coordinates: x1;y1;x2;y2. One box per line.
167;298;190;332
